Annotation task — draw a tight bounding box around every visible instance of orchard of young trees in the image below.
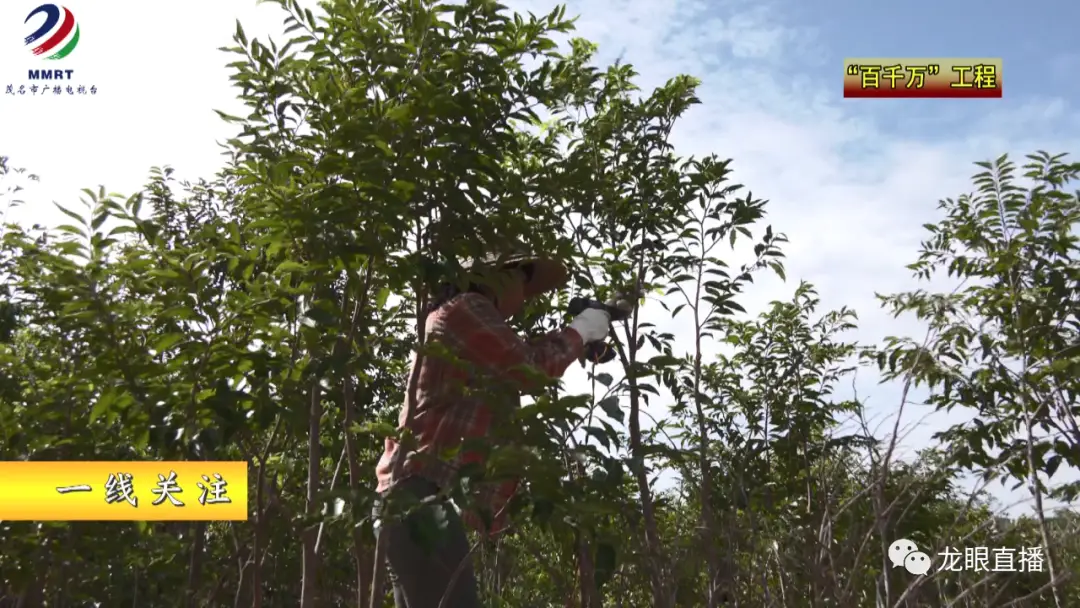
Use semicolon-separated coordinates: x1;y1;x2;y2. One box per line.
1;1;1078;607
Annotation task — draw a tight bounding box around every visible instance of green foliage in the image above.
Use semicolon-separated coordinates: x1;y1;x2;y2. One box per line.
872;153;1080;496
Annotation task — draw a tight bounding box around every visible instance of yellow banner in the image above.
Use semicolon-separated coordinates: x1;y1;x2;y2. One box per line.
0;461;248;520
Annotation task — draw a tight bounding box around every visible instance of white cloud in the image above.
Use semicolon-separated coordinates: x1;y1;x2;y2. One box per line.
3;0;1077;514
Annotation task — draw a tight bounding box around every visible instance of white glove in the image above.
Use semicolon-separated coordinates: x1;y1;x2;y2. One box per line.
569;308;611;344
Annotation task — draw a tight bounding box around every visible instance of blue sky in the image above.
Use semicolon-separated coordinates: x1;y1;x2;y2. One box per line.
804;0;1077;80
803;0;1080;138
2;0;1078;515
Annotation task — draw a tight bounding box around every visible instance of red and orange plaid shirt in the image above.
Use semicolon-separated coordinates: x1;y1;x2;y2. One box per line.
375;292;584;536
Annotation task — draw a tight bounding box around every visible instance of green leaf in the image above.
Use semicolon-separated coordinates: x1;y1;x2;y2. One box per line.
375;287;390;309
304;306;338;326
597;396;623;423
1046;454;1063;478
584;426;610;449
369;137;393;156
234;19;248;46
89;389;117;424
351;421;396;438
90;211;109;232
54;202;87;225
55;224;86;238
152;333;185;352
148;268;182;280
108;225;137;237
274;261;307;274
647;354;681;367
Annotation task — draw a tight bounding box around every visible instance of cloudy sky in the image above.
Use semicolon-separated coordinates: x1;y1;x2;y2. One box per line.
2;0;1077;516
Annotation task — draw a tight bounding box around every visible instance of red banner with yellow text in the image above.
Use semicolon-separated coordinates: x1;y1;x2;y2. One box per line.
844;58;1002;98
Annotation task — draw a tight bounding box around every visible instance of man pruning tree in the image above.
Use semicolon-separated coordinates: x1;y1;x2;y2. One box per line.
372;246;614;608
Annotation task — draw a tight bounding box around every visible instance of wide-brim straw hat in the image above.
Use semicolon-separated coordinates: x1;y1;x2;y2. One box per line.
467;247;568;300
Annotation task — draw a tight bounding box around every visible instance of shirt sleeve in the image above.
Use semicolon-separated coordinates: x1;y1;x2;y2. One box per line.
528;328;577;348
444;293;583;392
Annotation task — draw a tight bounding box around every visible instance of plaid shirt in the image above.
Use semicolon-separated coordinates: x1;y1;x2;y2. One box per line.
375;292;583;535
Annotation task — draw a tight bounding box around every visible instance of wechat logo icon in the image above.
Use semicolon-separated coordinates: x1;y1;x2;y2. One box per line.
889;538;932;576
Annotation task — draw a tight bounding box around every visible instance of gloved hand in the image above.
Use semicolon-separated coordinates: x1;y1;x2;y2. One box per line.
569;307;611;344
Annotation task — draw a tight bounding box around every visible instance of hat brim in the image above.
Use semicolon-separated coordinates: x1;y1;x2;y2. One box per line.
519;257;568;299
473;253;568;299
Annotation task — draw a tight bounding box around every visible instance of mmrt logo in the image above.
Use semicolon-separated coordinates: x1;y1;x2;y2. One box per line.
8;3;96;93
24;4;81;60
888;538;932;576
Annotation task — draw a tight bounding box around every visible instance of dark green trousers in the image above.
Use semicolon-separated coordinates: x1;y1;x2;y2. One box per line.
373;476;481;608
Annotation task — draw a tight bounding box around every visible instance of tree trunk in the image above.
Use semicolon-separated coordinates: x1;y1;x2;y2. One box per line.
576;531;601;608
341;275;373;608
691;253;723;607
344;378;371;608
252;436;275;608
624;257;668;608
15;543;48;608
301;382;323;608
186;521;207;608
